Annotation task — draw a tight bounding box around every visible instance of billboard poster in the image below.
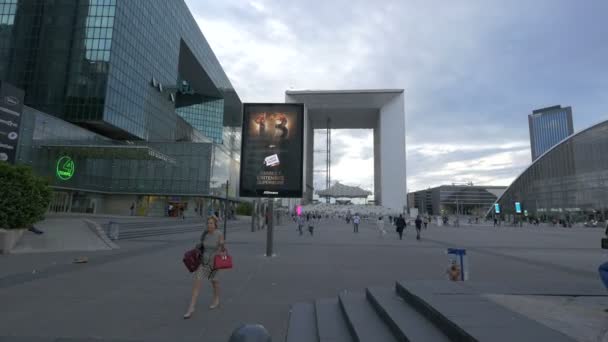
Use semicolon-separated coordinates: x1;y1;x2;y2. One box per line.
0;81;24;164
240;103;304;198
515;202;522;214
494;203;501;214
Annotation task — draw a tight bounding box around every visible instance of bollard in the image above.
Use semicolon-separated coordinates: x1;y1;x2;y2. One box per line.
228;324;271;342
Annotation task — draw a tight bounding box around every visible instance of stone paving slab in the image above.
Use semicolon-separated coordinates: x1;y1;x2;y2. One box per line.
486;294;608;342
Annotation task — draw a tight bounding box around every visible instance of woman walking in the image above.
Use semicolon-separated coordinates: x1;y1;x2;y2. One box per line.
415;215;422;240
307;213;315;236
377;216;387;237
184;216;226;319
395;214;406;240
297;214;305;236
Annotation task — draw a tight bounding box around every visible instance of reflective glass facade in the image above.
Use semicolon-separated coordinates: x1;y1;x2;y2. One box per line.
408;185;506;216
177;97;224;143
528;105;574;161
496;120;608;222
1;0;242;214
0;0;241;141
18;106;212;195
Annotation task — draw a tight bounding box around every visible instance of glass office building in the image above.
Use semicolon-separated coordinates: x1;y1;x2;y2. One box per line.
494;120;608;223
528;105;574;161
408;185;506;217
0;0;242;216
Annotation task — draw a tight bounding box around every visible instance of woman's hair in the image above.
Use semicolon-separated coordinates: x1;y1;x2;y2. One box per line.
207;216;219;229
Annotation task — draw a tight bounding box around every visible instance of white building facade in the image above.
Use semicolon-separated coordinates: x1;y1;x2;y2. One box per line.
285;89;406;211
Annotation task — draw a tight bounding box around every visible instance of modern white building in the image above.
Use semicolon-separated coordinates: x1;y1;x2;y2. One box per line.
285;89;406;211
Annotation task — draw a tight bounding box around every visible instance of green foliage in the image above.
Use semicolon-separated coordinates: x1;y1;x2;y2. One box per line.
0;163;52;229
235;202;253;216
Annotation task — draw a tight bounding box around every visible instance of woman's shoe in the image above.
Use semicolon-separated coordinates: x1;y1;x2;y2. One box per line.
209;299;220;309
183;309;194;319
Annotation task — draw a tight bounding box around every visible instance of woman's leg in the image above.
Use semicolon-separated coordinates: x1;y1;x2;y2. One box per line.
184;272;203;317
210;279;220;308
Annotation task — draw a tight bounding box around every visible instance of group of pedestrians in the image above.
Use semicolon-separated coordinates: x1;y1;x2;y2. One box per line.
290;211;431;241
350;213;426;241
296;212;321;236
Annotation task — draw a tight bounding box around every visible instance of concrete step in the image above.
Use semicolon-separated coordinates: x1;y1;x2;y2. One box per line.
366;287;451;342
315;298;352;342
395;281;474;341
286;302;319;342
338;291;398;342
116;221;253;240
101;220;204;230
118;227;201;240
396;281;576;342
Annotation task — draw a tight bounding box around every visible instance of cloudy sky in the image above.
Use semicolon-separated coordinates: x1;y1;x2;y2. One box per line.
185;0;608;193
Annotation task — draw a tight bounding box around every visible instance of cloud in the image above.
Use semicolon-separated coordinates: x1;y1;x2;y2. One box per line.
186;0;608;194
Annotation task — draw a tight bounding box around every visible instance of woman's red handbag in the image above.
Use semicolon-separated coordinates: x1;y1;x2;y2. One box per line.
183;248;201;273
213;252;233;270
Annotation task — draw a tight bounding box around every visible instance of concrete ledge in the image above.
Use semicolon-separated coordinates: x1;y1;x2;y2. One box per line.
395;281;476;341
84;219;119;250
0;228;25;254
396;281;576;342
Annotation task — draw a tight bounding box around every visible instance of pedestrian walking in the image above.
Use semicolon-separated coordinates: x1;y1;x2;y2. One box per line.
296;215;305;236
353;213;361;233
423;217;428;230
307;213;315;236
395;214;406;240
415;215;423;240
493;217;498;227
377;216;387;237
130;202;135;216
184;216;226;319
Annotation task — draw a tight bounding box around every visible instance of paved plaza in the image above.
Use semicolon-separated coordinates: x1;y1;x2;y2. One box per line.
1;218;607;341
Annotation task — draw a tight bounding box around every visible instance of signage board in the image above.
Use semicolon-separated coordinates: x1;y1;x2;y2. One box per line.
239;103;304;198
494;203;501;214
56;156;75;180
0;81;24;164
515;202;522;214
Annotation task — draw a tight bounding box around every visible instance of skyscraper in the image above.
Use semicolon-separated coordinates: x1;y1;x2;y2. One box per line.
528;105;573;161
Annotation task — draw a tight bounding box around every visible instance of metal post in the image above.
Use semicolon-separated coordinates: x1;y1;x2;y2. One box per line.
266;199;274;257
224;180;229;240
456;200;460;227
251;200;256;232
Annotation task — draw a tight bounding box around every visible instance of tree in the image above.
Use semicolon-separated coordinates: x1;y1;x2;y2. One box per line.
0;163;51;229
235;202;253;216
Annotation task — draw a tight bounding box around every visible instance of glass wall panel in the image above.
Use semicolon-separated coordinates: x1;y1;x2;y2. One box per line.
497;121;608;223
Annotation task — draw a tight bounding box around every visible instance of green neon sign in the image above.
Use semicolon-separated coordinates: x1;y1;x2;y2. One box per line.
56;156;75;180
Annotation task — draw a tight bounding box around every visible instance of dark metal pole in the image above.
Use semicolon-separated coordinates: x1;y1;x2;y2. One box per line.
266;198;274;257
224;180;229;240
251;199;256;232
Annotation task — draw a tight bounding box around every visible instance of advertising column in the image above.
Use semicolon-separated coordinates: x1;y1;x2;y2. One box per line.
240;103;304;257
0;81;24;164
